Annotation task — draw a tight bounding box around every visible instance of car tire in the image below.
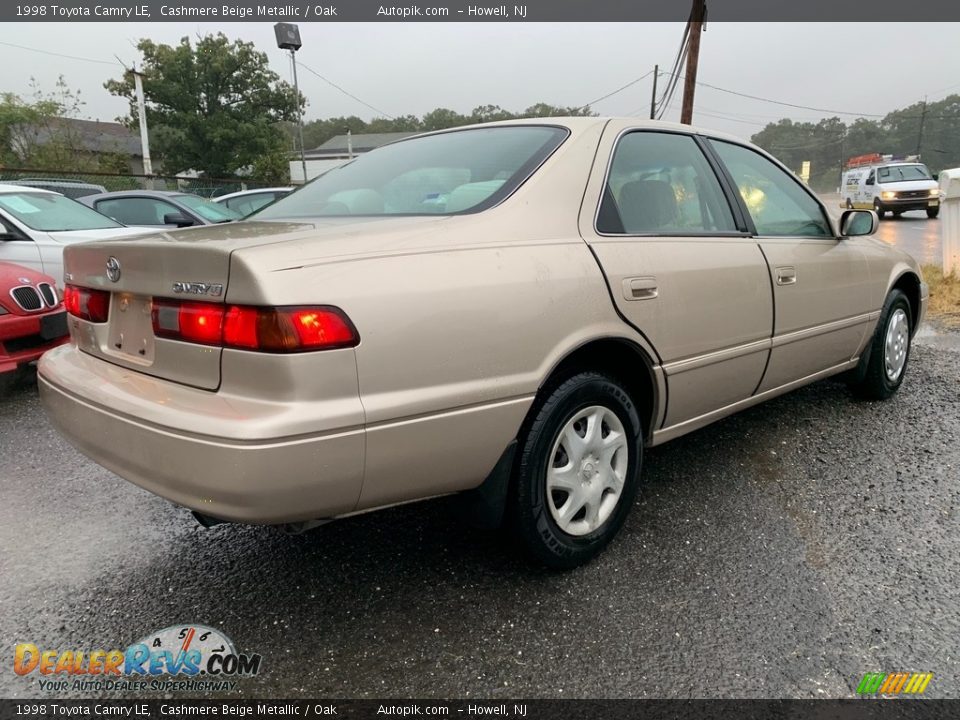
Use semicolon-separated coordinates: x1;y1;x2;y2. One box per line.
845;198;853;209
848;289;912;401
893;211;903;218
873;200;886;219
927;207;940;219
509;371;643;569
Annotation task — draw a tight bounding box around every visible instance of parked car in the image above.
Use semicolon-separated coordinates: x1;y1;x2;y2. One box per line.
1;178;108;199
79;190;242;228
0;185;152;284
39;118;926;568
1;261;69;387
214;187;293;217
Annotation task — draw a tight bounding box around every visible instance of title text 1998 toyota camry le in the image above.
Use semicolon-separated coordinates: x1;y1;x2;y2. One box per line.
39;118;927;568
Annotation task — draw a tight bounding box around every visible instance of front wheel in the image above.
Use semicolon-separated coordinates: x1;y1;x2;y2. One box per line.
873;200;886;219
848;289;912;400
509;372;643;569
927;207;940;219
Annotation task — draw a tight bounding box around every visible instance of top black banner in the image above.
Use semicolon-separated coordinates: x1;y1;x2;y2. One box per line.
4;0;960;22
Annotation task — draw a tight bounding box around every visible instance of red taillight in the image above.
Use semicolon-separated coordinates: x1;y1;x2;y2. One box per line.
152;300;358;353
63;285;110;323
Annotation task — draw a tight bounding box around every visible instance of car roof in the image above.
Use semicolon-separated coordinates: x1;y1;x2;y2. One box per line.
0;183;58;195
82;190;189;201
214;187;292;201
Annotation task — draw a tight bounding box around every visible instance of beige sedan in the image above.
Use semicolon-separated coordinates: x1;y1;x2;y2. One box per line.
39;118;927;568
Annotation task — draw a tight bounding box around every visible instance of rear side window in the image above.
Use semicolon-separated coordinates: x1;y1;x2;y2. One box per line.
597;131;736;234
710;140;831;237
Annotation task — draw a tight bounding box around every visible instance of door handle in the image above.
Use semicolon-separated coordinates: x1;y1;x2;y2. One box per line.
622;276;659;301
776;266;797;286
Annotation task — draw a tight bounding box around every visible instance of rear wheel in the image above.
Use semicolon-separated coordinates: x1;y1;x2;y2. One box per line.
893;211;903;218
927;207;940;219
509;372;642;569
848;289;912;400
845;198;854;209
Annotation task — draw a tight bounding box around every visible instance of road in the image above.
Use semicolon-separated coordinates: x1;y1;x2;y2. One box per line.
821;194;943;265
2;227;958;700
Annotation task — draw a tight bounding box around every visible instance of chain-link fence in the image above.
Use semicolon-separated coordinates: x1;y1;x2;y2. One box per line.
0;168;275;198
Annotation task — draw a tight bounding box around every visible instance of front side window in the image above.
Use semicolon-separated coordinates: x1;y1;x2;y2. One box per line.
0;192;123;231
255;126;567;219
95;197;183;226
597;131;736;234
710;140;831;237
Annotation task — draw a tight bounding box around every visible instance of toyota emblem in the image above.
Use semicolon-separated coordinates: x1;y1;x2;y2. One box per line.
106;256;121;283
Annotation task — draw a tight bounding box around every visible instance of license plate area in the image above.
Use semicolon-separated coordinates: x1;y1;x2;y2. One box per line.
105;293;155;364
40;311;68;341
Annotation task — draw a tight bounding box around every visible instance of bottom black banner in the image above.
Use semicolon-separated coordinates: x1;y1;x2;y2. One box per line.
1;700;958;720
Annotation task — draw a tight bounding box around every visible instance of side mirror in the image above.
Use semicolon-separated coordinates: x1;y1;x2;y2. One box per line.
163;212;194;228
840;209;878;237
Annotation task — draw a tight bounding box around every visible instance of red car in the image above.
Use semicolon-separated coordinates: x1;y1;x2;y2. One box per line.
0;262;69;381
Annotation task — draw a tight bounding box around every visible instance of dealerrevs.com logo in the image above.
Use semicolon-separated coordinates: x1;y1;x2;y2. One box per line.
14;624;262;693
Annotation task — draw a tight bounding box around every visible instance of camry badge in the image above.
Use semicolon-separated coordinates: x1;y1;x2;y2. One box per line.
172;281;224;297
106;257;121;283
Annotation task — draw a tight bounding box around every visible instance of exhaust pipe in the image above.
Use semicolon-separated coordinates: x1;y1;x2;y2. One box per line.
191;511;228;528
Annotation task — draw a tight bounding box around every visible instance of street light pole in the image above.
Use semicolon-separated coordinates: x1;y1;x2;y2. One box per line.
274;23;307;184
290;48;307;184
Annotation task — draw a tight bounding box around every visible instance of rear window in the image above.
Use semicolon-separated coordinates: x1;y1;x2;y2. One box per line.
255;126;568;219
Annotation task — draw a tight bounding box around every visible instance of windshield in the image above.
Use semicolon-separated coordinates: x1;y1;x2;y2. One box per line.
255;126;568;219
0;192;123;231
877;164;931;183
176;194;242;223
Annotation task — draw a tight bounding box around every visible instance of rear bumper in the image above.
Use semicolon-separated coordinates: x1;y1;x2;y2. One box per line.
38;345;365;524
0;312;69;374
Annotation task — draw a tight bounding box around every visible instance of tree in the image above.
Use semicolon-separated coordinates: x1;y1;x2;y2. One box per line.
0;77;91;170
106;34;302;178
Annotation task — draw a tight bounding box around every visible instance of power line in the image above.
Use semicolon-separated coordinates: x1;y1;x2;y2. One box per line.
661;70;886;118
0;40;119;67
577;70;655;111
296;60;395;119
654;22;690;120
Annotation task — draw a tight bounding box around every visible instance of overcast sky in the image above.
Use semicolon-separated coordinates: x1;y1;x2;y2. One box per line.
3;22;960;138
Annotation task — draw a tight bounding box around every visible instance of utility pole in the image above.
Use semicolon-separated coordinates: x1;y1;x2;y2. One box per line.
915;96;928;158
129;65;153;178
680;0;706;125
649;64;659;120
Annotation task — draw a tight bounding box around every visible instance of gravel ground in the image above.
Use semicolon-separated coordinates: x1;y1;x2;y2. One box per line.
1;333;957;700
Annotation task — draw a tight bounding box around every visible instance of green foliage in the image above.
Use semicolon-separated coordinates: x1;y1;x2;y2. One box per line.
297;102;596;149
106;33;302;178
250;147;291;185
0;77;97;171
751;95;960;191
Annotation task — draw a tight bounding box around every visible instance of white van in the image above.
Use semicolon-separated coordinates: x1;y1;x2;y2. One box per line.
842;162;940;219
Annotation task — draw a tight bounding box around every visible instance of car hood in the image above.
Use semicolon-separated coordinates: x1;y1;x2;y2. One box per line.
878;179;938;192
0;260;57;287
46;227;155;244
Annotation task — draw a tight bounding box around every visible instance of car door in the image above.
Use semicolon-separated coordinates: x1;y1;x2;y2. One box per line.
579;124;773;429
708;139;872;392
0;211;43;275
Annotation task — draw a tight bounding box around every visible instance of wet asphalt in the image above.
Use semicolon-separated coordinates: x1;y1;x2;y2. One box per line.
1;328;957;700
